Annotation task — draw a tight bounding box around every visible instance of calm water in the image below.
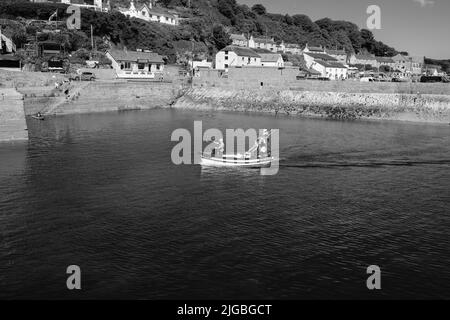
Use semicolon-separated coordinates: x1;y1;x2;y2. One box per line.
0;109;449;299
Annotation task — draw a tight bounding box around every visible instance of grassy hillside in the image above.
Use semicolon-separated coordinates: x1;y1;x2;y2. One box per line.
0;0;400;64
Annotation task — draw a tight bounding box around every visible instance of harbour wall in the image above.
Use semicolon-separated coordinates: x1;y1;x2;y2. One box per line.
173;87;450;123
0;88;28;142
195;68;450;95
21;81;183;116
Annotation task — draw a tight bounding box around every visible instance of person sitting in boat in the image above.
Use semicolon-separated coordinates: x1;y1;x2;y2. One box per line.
211;138;225;158
216;138;225;157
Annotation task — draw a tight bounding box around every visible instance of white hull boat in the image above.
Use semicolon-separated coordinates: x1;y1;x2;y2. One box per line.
200;155;275;168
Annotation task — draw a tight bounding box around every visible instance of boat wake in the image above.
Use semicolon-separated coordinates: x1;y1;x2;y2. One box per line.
280;159;450;169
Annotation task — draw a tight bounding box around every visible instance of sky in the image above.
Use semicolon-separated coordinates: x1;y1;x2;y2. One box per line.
238;0;450;59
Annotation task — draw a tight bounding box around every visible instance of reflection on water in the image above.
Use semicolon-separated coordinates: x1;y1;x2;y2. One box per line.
0;109;449;299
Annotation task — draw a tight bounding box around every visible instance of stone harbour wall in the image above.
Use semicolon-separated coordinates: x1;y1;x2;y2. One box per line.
173;87;450;123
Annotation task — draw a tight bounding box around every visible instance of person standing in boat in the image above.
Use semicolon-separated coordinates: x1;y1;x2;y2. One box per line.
258;129;270;158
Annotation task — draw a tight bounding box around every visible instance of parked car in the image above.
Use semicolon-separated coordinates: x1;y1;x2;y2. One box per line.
360;76;375;82
70;71;96;81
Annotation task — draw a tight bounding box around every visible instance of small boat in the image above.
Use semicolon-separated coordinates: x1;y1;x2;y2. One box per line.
31;115;45;121
200;154;275;168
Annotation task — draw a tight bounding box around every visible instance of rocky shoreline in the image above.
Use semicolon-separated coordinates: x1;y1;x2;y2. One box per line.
172;87;450;124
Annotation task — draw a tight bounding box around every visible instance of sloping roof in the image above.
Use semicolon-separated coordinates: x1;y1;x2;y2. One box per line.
355;54;377;61
304;52;338;61
315;60;347;68
148;7;177;19
230;34;247;41
253;48;273;54
136;3;149;11
410;56;424;63
221;46;260;58
376;57;395;63
107;50;164;63
0;54;20;61
286;43;301;48
253;37;275;44
259;53;282;62
308;46;324;52
326;49;346;56
299;66;321;75
392;54;407;61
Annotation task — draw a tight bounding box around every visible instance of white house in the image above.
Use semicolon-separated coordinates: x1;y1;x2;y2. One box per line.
348;54;378;68
303;52;338;69
61;0;108;12
0;30;16;54
118;0;179;26
193;59;213;69
215;46;261;70
391;54;424;74
284;43;302;55
230;34;248;47
106;49;165;79
259;53;284;68
375;57;396;71
311;60;348;80
248;36;277;52
303;44;325;54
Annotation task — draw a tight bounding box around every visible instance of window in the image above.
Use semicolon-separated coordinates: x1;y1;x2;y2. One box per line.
142;11;146;16
156;64;161;70
225;51;228;54
123;62;131;70
224;64;228;68
225;56;228;60
138;63;145;70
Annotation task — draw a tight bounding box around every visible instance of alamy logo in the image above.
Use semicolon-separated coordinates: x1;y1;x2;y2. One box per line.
170;121;279;175
366;265;381;290
366;5;382;30
66;265;81;290
66;6;81;30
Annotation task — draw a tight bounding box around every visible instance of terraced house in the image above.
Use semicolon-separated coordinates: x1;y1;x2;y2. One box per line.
118;0;179;26
248;36;277;52
230;33;248;47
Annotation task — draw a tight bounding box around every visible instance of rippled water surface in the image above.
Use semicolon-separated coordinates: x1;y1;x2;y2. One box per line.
1;109;449;299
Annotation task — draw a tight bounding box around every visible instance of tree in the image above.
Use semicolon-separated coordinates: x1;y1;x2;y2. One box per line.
211;25;231;50
218;0;236;20
251;4;266;15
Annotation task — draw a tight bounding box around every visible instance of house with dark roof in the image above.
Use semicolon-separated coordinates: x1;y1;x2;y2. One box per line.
325;48;347;64
215;46;261;70
106;49;165;79
303;52;338;71
303;50;348;80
